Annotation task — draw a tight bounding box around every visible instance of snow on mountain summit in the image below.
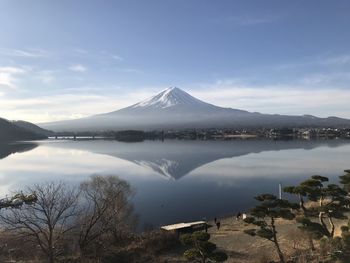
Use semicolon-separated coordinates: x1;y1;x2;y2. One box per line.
129;87;214;109
105;86;245;116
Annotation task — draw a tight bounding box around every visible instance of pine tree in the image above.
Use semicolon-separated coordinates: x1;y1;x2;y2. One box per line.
339;169;350;192
285;174;350;239
180;232;227;263
243;194;299;263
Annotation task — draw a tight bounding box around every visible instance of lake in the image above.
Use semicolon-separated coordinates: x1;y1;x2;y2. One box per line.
0;139;349;230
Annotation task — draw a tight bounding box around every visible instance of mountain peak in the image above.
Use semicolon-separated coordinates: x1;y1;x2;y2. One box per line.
164;86;180;92
128;87;211;110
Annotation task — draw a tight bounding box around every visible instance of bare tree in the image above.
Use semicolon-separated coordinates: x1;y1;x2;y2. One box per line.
77;175;136;256
0;182;80;263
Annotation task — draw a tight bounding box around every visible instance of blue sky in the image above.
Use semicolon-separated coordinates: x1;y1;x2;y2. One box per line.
1;0;350;122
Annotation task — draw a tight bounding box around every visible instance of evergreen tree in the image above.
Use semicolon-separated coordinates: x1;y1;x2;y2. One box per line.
243;194;299;263
339;169;350;192
180;231;227;263
284;174;350;239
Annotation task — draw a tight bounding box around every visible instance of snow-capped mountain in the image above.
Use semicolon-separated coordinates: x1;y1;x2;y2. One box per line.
127;87;211;110
40;87;350;132
102;87;245;115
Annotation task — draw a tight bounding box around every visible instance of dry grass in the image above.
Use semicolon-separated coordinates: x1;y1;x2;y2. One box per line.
203;216;331;263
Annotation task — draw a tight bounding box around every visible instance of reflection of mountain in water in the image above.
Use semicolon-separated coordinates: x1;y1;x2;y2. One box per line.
0;143;38;160
52;139;350;180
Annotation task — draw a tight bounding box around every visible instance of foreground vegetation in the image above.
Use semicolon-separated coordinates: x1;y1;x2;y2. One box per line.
1;170;350;262
0;175;181;263
243;169;350;263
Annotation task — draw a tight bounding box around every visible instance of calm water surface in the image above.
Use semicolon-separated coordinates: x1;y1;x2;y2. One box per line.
0;139;349;229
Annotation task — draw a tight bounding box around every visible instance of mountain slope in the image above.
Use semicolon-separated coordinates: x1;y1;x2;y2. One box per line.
40;87;350;132
0;118;48;141
110;87;245;114
12;120;53;136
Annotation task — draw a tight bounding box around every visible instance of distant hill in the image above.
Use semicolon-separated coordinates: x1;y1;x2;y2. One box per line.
12;120;54;136
40;87;350;132
0;118;49;141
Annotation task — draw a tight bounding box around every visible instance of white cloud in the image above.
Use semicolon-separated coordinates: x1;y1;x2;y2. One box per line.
116;68;143;74
0;73;13;87
73;48;88;55
0;92;150;123
189;83;350;118
69;64;87;72
112;55;123;61
300;72;350;87
276;54;350;70
34;70;55;84
0;66;27;89
321;55;350;66
0;67;26;74
0;48;49;58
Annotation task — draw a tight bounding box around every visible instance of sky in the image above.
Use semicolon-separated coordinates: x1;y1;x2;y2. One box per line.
1;0;350;123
